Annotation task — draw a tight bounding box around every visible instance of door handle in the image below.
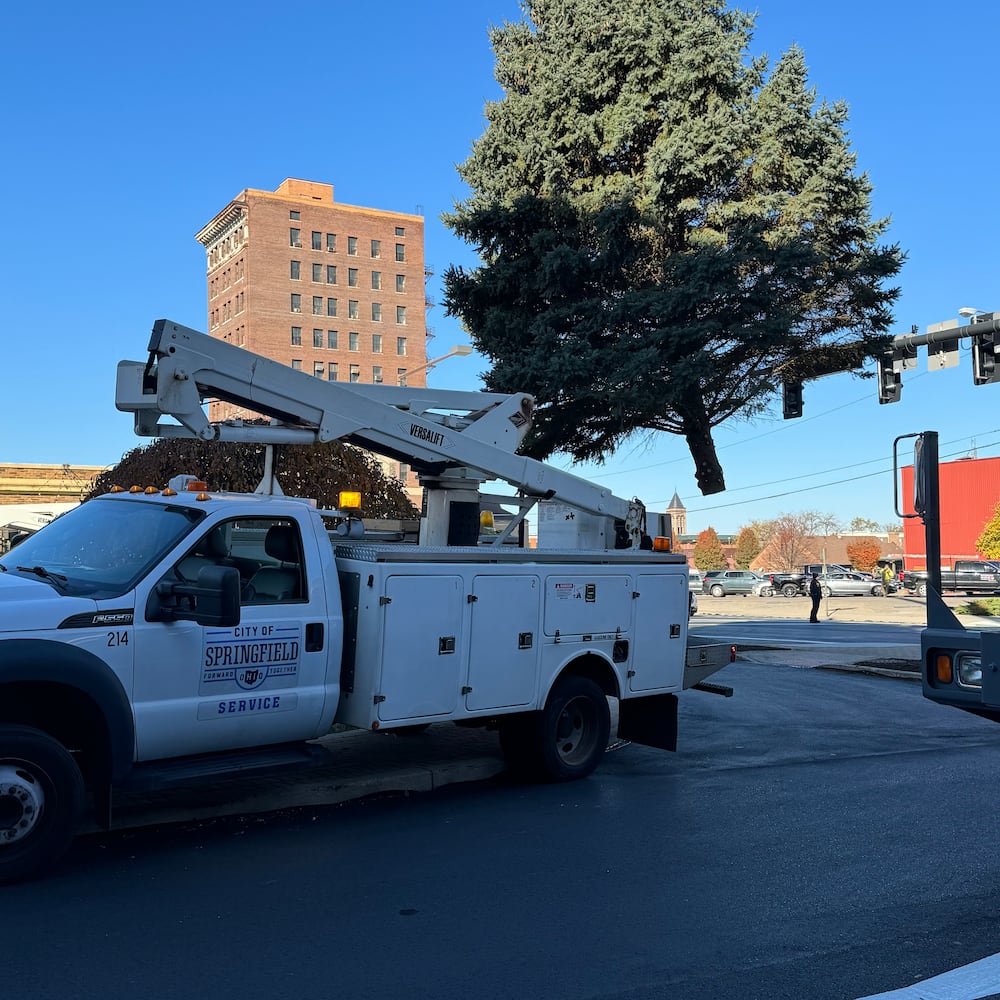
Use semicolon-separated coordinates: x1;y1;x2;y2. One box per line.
306;622;324;652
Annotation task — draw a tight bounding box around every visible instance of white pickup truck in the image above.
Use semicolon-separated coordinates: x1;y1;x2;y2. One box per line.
0;320;734;882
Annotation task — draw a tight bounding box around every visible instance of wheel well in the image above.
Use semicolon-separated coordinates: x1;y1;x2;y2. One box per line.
0;681;112;787
557;654;620;700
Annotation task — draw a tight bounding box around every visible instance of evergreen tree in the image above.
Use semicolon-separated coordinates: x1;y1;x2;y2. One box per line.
733;526;761;569
444;0;902;494
692;527;726;571
976;502;1000;559
85;438;418;519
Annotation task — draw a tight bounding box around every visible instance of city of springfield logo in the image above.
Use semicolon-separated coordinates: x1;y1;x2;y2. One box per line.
201;624;300;692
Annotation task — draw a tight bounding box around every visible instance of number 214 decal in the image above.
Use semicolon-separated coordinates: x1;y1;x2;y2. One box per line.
107;631;129;647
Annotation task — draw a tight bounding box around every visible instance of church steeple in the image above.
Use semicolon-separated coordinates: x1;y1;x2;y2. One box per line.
665;489;687;536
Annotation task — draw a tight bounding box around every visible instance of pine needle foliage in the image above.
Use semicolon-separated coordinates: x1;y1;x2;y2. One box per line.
444;0;903;494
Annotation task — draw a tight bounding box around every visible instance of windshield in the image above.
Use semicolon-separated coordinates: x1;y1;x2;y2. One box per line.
0;498;205;599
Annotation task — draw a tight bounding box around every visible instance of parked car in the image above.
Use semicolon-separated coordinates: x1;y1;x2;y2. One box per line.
751;578;775;597
817;572;884;597
689;590;698;616
702;570;766;597
689;568;704;593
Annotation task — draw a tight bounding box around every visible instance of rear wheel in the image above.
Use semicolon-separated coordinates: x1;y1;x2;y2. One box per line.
916;583;927;597
0;726;84;884
781;583;799;598
502;677;611;783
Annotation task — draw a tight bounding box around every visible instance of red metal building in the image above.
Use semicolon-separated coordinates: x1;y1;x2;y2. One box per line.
901;455;1000;569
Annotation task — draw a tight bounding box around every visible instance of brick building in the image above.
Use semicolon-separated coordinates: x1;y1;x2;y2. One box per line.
195;178;428;414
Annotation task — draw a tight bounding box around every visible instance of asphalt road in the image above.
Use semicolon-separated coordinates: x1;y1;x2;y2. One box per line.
7;661;1000;1000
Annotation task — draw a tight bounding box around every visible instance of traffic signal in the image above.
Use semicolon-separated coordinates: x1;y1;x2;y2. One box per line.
877;350;901;404
782;380;803;419
973;331;999;385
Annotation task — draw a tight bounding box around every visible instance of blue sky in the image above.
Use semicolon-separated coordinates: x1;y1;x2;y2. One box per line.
2;1;996;535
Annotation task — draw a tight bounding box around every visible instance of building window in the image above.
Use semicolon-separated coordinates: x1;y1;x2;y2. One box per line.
290;210;300;221
371;239;381;258
347;236;358;256
312;263;323;282
349;364;360;383
348;268;359;287
313;361;325;378
348;300;359;320
291;326;302;346
372;333;382;353
395;244;405;262
372;302;382;322
373;365;383;383
313;328;324;348
290;260;301;280
349;332;360;352
395;226;405;236
396;336;407;356
290;293;302;313
291;359;302;371
327;329;338;349
326;233;337;252
395;274;405;293
327;265;337;284
397;367;408;386
327;297;337;317
312;296;323;315
328;362;338;381
371;271;382;290
289;228;301;248
312;231;322;251
396;305;406;325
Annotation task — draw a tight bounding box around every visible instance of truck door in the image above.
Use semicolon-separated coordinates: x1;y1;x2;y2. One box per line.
378;574;464;722
466;574;540;711
630;570;687;692
131;516;335;761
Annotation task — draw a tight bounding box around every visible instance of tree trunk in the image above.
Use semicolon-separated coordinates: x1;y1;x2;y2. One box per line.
682;419;726;495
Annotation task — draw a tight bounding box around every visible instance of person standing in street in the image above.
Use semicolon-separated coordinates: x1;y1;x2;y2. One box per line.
809;572;822;622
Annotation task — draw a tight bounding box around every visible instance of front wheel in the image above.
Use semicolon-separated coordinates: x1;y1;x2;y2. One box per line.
781;583;799;598
916;583;927;597
0;726;84;884
871;585;884;597
710;584;725;598
821;585;833;598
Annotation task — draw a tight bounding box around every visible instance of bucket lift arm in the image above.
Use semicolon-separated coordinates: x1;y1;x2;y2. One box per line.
115;320;648;546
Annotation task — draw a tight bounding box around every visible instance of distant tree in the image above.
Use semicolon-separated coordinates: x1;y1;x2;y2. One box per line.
692;527;727;571
443;0;902;495
848;516;880;533
747;518;777;548
86;438;418;519
768;514;815;572
800;510;841;538
733;526;762;569
976;502;1000;559
846;537;882;573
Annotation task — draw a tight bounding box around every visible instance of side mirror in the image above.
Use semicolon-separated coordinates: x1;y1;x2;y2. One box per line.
152;565;241;627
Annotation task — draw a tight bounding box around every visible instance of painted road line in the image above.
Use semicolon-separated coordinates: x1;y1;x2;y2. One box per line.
855;952;1000;999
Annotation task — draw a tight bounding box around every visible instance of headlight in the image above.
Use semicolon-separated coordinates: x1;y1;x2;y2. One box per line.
957;654;983;688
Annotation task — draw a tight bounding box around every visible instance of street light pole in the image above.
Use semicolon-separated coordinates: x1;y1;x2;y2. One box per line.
398;344;473;385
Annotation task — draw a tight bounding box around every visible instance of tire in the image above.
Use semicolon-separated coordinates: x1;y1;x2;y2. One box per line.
916;583;927;597
710;584;725;598
871;586;884;597
781;583;799;598
503;678;610;782
821;585;832;598
0;726;84;884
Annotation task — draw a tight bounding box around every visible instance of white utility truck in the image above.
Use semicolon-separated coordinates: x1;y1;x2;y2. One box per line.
0;320;734;882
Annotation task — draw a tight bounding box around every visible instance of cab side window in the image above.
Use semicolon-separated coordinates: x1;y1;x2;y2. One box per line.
174;518;305;605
